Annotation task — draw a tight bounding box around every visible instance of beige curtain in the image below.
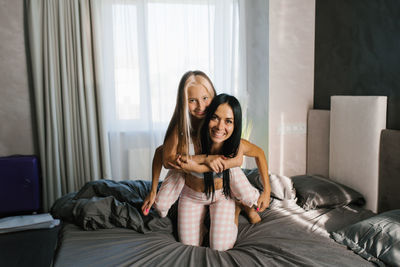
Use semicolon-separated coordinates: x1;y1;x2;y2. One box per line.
25;0;111;211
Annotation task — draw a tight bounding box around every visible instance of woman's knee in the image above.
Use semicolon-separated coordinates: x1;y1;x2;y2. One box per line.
209;223;237;251
209;198;237;251
177;190;207;247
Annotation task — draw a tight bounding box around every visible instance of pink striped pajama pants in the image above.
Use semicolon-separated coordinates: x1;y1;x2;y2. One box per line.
178;185;237;251
154;167;260;250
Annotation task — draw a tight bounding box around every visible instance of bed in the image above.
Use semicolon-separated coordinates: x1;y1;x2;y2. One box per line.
50;96;400;267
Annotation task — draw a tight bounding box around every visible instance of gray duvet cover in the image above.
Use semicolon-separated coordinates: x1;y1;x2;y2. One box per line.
52;179;375;267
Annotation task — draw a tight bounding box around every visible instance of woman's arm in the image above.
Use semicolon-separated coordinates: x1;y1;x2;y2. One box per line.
241;139;271;212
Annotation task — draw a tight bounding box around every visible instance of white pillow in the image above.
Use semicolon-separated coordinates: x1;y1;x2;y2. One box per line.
242;168;296;201
269;173;296;201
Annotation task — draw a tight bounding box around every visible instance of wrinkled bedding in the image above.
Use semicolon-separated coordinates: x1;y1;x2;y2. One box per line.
52;179;375;267
51;179;173;234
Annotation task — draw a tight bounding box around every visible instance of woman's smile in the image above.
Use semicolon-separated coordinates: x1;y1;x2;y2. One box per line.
210;128;226;140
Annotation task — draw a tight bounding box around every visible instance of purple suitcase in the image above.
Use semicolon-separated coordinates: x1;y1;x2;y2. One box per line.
0;155;41;214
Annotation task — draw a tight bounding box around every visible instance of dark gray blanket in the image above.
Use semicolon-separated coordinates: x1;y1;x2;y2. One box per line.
51;179;174;234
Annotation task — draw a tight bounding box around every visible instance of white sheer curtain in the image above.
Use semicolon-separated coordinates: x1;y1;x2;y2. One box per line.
92;0;256;181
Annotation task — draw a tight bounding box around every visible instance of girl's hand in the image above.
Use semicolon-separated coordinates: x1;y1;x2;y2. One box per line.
257;191;270;212
205;155;226;173
176;156;197;172
166;154;183;169
179;155;188;163
141;191;156;216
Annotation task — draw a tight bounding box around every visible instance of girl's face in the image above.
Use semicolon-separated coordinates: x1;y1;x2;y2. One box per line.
187;83;213;119
208;103;234;144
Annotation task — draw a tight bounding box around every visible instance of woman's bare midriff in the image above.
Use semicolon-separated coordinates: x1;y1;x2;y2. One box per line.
185;173;223;192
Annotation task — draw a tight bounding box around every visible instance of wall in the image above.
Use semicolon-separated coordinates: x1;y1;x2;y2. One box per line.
241;0;269;169
268;0;316;176
0;0;35;156
314;0;400;130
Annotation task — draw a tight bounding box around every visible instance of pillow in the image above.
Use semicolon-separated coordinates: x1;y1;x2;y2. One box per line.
330;209;400;266
291;175;365;210
243;168;296;200
269;173;296;201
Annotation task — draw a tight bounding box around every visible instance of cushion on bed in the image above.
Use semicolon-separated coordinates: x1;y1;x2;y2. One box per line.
330;209;400;267
291;175;365;210
243;169;296;200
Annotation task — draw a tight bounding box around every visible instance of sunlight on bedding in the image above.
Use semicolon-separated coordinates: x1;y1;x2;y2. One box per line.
270;201;330;236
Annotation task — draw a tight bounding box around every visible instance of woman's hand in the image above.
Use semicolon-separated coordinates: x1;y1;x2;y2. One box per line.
141;190;157;216
257;191;270;212
204;155;226;173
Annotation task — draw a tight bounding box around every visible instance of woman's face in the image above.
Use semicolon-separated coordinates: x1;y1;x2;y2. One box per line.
187;83;213;119
208;103;234;144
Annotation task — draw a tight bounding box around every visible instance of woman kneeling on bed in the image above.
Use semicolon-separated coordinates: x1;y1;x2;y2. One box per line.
163;93;260;251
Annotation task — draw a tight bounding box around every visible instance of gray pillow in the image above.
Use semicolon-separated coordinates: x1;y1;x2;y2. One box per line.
291;175;365;210
330;209;400;266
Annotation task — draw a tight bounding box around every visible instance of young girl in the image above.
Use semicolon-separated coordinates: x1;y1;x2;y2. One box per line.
141;71;270;222
176;93;259;250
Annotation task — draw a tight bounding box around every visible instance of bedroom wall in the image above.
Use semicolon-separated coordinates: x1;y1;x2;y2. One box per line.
268;0;316;176
0;0;36;156
314;0;400;130
242;0;269;169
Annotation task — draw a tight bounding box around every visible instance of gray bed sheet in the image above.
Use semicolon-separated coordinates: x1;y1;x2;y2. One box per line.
54;200;375;267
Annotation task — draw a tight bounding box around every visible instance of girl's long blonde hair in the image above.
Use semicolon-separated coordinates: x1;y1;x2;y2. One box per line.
164;70;216;156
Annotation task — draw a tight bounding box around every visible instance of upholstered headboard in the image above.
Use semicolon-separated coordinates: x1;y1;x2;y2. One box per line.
306;96;396;213
329;96;387;213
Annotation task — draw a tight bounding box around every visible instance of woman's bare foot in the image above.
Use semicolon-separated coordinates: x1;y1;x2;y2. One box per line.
243;205;261;224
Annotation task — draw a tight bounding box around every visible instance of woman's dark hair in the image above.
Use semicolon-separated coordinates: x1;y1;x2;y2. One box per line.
200;93;242;199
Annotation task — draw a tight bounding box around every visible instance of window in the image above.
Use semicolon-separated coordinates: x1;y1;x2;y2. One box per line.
99;0;241;179
109;0;239;130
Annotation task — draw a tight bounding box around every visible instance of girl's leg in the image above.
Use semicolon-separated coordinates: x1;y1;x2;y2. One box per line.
234;201;261;225
230;167;262;224
229;167;260;208
209;191;237;251
242;204;261;224
234;202;241;226
178;186;207;247
154;170;185;217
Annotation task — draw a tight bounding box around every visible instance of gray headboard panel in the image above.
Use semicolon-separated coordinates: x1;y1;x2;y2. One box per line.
378;129;400;213
306;110;330;177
